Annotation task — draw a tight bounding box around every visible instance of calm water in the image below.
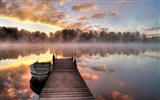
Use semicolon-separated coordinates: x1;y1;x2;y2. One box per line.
0;43;159;100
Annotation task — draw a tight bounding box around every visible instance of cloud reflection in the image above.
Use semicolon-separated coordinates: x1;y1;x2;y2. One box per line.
95;90;133;100
80;73;99;81
111;90;133;100
0;64;36;100
91;66;107;72
107;69;118;75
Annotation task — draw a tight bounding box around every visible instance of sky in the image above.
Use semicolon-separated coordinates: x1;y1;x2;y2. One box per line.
0;0;159;35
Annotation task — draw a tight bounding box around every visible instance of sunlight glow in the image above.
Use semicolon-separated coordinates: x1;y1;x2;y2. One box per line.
0;15;63;35
56;55;63;59
0;50;52;69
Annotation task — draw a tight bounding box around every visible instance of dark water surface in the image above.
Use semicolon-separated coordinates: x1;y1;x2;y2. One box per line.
0;43;159;100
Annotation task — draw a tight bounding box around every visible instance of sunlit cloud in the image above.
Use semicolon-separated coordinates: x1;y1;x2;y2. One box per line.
91;12;106;18
72;3;100;12
61;22;85;29
0;0;159;34
0;0;67;30
77;16;90;20
82;25;93;31
0;17;62;35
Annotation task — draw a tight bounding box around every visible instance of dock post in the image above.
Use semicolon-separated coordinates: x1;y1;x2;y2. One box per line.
52;54;56;64
73;54;76;64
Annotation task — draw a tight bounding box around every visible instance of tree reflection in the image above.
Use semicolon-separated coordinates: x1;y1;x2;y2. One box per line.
0;43;159;60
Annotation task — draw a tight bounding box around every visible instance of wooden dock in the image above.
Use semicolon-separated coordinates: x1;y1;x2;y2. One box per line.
39;58;94;100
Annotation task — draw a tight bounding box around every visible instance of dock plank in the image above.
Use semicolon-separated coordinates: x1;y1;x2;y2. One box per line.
39;59;94;100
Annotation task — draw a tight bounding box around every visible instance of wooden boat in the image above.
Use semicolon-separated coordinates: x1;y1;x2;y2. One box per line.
29;61;52;78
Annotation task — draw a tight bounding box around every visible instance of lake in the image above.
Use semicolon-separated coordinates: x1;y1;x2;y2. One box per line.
0;43;159;100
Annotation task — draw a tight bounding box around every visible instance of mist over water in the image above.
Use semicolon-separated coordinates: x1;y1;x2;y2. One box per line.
0;43;159;100
1;43;160;60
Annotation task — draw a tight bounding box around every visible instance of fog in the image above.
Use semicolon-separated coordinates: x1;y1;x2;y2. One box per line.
0;43;159;60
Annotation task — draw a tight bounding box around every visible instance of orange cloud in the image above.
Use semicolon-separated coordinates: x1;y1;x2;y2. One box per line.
77;16;90;20
0;0;68;29
72;3;100;12
92;12;106;18
61;22;84;29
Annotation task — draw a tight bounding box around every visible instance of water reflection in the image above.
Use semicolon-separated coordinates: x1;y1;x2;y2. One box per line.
1;43;160;60
0;43;159;100
0;64;38;100
30;77;47;95
77;55;160;100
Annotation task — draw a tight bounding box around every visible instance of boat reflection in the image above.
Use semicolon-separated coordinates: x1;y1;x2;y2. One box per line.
29;77;48;95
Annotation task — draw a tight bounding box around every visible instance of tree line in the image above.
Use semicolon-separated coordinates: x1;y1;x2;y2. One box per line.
0;26;160;43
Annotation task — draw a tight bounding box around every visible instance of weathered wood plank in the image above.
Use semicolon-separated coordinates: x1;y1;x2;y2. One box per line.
39;59;94;100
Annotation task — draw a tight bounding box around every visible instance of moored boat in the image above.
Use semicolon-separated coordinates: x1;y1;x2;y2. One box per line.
29;61;52;78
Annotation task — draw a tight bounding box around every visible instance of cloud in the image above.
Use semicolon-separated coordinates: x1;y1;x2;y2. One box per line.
91;11;119;19
100;27;109;31
77;16;90;20
0;0;120;31
82;25;93;32
50;13;69;20
59;0;71;6
108;11;120;16
72;3;100;12
80;73;99;81
61;22;85;29
91;12;106;18
0;0;69;29
144;26;160;31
